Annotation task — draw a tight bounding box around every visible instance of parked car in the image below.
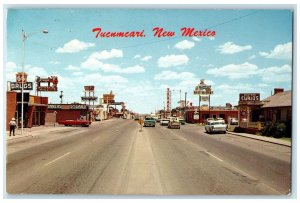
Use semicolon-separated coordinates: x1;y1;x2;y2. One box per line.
205;120;227;134
160;118;169;126
144;117;156;127
95;116;101;121
168;117;180;129
58;119;92;127
230;118;239;125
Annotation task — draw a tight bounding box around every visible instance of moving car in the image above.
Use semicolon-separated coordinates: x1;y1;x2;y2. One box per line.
58;119;92;127
168;117;180;129
160;118;169;126
205;120;227;134
144;117;156;127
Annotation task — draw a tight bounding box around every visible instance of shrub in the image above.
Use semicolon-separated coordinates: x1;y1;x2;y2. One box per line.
262;122;287;138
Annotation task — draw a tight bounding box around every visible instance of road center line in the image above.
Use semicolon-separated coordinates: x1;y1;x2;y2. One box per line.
205;151;224;162
44;152;71;166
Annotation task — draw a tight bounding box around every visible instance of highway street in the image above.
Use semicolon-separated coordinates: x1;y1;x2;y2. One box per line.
6;118;291;195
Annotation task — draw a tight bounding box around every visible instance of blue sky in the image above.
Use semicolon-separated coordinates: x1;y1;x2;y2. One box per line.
5;8;293;113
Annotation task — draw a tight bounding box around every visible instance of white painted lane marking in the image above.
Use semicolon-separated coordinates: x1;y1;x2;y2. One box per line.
205;151;224;162
44;152;71;166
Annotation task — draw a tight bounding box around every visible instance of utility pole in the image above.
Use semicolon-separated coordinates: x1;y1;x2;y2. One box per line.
184;92;187;120
59;91;63;104
199;94;201;124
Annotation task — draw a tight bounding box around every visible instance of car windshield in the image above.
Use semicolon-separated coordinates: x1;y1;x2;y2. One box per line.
212;122;224;125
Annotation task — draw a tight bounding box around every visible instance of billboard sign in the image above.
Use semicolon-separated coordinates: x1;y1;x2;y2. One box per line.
10;82;33;90
36;76;58;92
84;86;95;92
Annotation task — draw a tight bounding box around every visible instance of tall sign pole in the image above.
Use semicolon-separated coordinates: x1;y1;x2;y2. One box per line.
194;79;213;124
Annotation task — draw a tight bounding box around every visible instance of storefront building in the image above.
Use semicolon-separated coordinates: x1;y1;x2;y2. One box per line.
185;105;238;124
6;91;48;130
46;103;91;125
237;88;291;134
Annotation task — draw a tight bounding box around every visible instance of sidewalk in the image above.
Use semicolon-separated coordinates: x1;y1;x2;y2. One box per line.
5;125;77;141
227;131;291;147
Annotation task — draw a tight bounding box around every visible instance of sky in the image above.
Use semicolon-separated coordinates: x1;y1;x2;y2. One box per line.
5;8;293;114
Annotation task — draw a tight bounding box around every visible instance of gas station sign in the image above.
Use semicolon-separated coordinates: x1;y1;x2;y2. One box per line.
16;72;28;83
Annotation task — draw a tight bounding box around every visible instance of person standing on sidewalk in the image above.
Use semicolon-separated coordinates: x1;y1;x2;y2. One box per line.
9;118;16;136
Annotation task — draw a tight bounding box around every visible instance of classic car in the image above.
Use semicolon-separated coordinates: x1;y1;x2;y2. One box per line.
160;118;170;126
168;117;180;129
58;119;92;127
143;117;156;127
205;120;227;134
229;118;239;125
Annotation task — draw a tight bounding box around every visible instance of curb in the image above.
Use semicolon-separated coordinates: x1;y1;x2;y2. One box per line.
227;132;291;147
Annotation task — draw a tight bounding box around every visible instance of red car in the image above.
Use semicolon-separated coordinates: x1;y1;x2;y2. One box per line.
58;119;91;127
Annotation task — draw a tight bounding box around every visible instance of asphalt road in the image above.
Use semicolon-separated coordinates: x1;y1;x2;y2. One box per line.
6;119;291;195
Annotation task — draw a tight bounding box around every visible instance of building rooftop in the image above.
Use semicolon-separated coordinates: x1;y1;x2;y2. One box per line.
261;90;291;108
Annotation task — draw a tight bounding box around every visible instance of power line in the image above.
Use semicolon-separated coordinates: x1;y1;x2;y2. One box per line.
108;10;261;50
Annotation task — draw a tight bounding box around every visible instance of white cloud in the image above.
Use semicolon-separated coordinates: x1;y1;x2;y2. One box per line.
259;52;268;57
134;54;141;59
192;37;202;42
65;65;81;71
81;57;102;71
174;40;195;50
89;49;123;60
209;36;215;40
141;56;152;61
81;57;144;74
118;65;145;74
259;42;292;60
72;72;84;76
217;42;252;54
248;55;256;60
259;64;292;83
6;61;18;71
154;71;195;80
206;62;258;79
158;54;189;68
49;61;60;65
56;39;95;53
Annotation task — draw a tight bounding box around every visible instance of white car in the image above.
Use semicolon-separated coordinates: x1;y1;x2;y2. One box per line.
160;119;169;126
205;120;227;134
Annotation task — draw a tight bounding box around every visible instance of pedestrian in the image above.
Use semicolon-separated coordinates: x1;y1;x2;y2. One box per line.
138;117;144;132
9;118;17;136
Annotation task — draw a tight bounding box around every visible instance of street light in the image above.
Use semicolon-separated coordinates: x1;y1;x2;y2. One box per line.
20;29;48;136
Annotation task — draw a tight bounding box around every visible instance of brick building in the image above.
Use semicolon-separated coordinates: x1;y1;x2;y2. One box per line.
46;104;91;125
6;92;48;130
185;105;238;124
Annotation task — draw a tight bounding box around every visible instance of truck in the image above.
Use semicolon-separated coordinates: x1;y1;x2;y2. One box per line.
58;119;92;127
143;117;156;127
